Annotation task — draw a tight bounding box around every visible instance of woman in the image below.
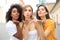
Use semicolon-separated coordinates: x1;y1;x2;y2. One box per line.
6;4;23;40
36;5;56;40
22;5;45;40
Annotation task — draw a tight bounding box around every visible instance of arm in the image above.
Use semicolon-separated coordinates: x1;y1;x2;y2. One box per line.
22;23;29;40
35;21;45;40
19;0;24;7
44;20;55;37
44;30;50;37
6;22;17;38
13;22;23;40
6;21;23;40
23;28;28;40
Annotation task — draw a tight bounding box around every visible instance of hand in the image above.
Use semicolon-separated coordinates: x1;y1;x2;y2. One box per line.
13;20;20;25
20;0;23;2
20;0;24;7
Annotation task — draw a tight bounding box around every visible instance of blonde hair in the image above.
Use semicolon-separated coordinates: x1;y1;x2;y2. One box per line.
22;5;33;20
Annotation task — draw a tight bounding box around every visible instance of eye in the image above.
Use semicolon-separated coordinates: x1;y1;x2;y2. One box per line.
29;10;31;12
24;9;27;11
12;10;16;13
41;8;44;11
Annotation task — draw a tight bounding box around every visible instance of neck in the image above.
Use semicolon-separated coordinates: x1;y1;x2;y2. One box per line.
25;17;32;22
40;16;46;22
12;19;17;22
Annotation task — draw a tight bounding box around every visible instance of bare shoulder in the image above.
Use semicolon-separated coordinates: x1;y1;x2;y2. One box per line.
32;19;38;22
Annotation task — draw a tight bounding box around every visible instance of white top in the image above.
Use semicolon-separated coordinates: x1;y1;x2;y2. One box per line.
28;30;38;40
6;20;18;40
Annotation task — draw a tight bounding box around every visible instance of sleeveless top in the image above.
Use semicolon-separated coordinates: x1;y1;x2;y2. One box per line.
23;21;38;40
28;30;38;40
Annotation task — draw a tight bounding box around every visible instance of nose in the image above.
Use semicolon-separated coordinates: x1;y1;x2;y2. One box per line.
15;12;19;15
39;10;41;13
26;11;29;14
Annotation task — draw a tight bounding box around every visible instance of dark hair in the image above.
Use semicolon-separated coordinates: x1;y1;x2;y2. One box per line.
6;4;22;22
22;5;33;20
36;5;50;20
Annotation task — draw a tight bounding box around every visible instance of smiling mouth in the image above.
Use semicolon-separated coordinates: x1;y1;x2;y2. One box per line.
15;15;19;17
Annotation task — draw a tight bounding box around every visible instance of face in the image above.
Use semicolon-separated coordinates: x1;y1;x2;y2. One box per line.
11;8;20;20
38;6;47;17
23;7;33;18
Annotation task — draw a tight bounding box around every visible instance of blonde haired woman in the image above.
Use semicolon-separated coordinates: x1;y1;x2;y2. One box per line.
21;5;45;40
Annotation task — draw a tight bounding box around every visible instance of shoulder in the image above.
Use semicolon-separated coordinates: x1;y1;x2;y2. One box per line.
46;19;55;27
6;20;15;28
47;19;54;24
6;20;13;25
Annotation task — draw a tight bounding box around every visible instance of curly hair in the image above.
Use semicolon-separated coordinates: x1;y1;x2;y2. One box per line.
6;4;22;22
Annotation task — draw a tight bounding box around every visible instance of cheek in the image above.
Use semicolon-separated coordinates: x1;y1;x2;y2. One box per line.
38;11;40;14
38;13;41;16
29;12;32;16
41;10;47;13
23;12;27;17
43;11;47;15
11;14;16;20
38;11;41;16
11;13;19;19
43;11;46;13
40;11;46;15
11;13;14;17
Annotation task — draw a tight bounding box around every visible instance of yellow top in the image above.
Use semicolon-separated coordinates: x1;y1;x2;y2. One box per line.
43;19;56;40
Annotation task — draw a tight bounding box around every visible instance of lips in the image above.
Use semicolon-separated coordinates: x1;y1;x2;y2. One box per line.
15;15;19;18
26;14;29;16
38;13;42;15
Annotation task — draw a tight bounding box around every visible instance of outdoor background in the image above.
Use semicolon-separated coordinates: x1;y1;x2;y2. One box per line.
0;0;60;40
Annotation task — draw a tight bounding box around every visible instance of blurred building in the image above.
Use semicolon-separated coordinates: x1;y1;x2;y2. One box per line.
1;0;60;40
